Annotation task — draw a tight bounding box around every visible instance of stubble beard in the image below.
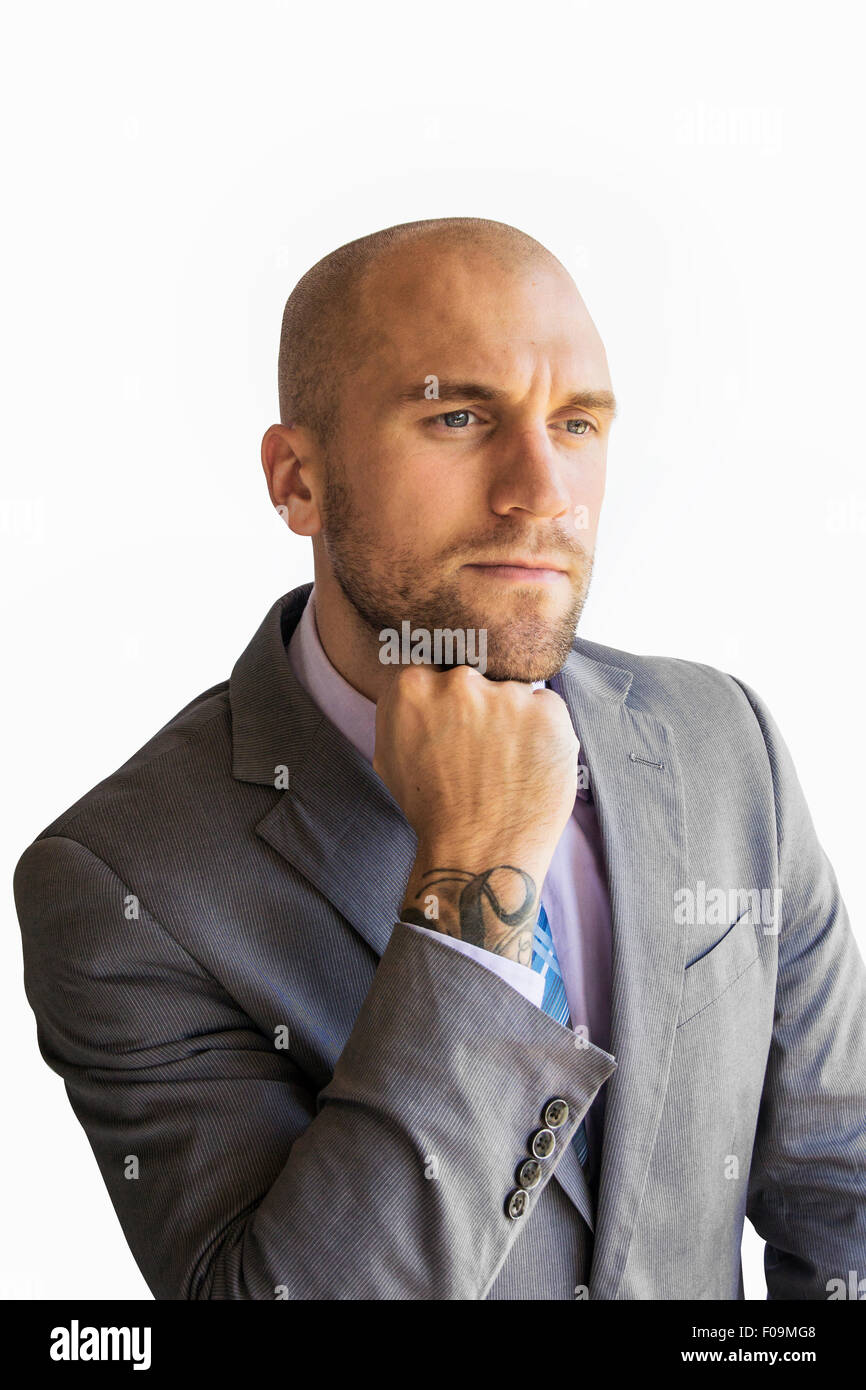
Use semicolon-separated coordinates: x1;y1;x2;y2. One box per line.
321;460;595;683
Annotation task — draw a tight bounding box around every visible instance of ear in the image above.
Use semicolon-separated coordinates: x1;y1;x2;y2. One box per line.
260;423;323;537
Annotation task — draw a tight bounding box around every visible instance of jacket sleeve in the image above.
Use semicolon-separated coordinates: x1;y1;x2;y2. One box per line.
14;834;615;1301
731;677;866;1299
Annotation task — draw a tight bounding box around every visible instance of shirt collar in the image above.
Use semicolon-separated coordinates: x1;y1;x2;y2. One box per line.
286;586;378;763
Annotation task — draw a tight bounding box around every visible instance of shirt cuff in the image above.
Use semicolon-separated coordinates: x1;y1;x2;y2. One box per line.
401;921;545;1008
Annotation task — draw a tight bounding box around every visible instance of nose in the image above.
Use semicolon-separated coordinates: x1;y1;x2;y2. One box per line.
487;423;573;521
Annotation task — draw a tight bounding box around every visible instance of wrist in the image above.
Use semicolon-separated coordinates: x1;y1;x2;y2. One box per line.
401;848;548;964
411;837;551;884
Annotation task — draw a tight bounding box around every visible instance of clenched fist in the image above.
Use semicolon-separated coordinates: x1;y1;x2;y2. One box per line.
373;664;579;964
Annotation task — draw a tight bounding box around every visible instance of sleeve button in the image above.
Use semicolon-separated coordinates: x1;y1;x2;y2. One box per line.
543;1098;570;1129
505;1188;529;1219
516;1158;542;1189
530;1127;556;1159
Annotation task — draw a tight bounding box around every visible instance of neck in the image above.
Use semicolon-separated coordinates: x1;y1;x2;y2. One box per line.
310;563;396;704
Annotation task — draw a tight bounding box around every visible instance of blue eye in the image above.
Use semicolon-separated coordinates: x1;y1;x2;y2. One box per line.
431;410;477;428
426;411;594;433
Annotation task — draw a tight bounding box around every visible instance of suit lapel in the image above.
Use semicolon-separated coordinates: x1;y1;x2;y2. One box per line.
231;587;688;1272
257;721;418;963
555;650;689;1298
230;583;418;960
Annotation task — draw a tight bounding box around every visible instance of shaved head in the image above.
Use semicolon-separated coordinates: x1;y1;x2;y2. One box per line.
277;217;565;445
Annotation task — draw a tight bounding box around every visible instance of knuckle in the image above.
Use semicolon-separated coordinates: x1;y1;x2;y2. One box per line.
395;665;432;695
442;665;484;700
445;664;481;686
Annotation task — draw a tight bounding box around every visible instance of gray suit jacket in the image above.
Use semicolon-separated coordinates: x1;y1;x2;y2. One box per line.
13;582;866;1299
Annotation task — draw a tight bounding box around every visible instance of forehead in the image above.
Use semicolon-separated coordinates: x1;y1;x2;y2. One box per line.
355;244;608;388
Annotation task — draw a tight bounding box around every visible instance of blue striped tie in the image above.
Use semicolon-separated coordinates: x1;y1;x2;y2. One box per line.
531;903;590;1169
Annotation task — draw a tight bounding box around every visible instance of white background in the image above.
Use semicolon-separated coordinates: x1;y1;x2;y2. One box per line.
2;0;864;1299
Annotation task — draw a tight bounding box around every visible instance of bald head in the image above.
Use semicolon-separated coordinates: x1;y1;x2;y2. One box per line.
277;217;567;445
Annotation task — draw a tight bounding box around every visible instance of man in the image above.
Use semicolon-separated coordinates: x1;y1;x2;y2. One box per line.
14;217;866;1300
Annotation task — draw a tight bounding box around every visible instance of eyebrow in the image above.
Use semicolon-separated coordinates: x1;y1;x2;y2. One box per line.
395;380;618;418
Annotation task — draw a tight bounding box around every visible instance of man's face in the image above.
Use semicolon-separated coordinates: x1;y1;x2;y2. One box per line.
317;243;615;682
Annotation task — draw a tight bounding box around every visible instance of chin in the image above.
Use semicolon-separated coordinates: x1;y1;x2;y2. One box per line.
480;648;567;685
492;616;579;681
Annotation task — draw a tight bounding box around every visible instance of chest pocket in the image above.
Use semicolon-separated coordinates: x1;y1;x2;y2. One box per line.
677;910;760;1026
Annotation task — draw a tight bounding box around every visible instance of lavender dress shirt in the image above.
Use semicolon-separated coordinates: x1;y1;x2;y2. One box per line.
286;586;613;1172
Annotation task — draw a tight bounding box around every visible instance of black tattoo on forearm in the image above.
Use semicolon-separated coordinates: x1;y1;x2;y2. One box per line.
401;864;538;964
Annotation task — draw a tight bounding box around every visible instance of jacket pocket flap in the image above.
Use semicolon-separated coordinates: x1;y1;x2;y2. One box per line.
678;911;760;1025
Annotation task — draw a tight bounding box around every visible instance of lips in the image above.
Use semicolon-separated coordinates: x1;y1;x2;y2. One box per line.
462;562;568;583
465;559;568;573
